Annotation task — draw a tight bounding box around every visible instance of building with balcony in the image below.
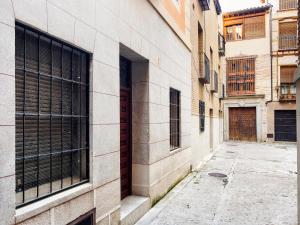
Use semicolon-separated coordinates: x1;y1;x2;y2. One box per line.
0;0;193;225
222;5;272;142
190;0;224;169
267;0;298;142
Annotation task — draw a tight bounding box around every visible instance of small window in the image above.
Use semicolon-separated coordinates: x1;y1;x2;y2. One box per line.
68;209;96;225
226;24;243;41
170;88;180;151
199;101;205;132
279;22;297;50
15;23;90;207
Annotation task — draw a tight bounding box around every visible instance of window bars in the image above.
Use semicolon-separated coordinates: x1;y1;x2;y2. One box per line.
199;101;205;132
15;23;89;207
279;0;297;10
170;88;180;151
226;57;255;96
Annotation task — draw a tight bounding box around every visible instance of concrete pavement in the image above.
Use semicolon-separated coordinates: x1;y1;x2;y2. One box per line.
136;142;297;225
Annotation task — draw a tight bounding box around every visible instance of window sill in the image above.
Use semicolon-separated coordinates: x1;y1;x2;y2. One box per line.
15;183;93;224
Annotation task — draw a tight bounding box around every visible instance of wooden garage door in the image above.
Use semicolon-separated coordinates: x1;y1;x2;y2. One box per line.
275;110;296;142
229;107;257;141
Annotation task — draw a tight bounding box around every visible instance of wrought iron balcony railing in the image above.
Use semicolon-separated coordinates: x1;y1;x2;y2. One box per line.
198;52;210;84
218;33;225;56
280;84;296;101
279;0;297;10
279;34;297;50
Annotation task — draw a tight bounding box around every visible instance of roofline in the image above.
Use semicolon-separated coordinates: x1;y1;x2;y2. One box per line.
223;4;272;18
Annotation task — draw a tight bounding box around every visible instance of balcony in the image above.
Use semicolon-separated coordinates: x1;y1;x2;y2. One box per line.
198;52;210;84
218;33;225;56
279;34;297;50
279;84;296;101
199;0;210;11
211;70;218;93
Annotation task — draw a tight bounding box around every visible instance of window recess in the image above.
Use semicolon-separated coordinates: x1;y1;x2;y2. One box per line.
170;88;180;151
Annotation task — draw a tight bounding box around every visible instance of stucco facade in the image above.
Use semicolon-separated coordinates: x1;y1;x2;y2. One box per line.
222;6;272;142
190;0;224;169
0;0;192;224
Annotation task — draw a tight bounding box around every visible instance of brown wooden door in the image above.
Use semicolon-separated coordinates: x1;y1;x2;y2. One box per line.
120;89;131;199
229;107;257;142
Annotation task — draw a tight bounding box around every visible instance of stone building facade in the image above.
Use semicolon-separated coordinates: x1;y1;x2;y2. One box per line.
0;0;193;224
222;5;272;142
267;0;298;142
190;0;224;169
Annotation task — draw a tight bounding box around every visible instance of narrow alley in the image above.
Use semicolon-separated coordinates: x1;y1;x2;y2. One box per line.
137;142;297;225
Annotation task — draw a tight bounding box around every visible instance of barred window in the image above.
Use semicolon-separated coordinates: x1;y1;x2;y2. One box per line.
170;88;180;151
199;101;205;132
227;57;255;96
279;22;297;50
15;23;89;207
279;0;297;10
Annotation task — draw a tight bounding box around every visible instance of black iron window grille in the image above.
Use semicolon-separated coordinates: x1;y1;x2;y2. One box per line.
170;88;180;151
199;101;205;132
204;54;211;84
15;23;89;208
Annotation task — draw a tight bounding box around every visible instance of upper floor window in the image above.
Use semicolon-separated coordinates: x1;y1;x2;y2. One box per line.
279;22;297;50
15;23;90;207
170;88;180;151
225;15;265;41
279;0;297;10
280;66;297;101
226;57;255;96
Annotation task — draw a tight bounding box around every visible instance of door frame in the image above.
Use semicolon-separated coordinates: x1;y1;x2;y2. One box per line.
224;102;263;142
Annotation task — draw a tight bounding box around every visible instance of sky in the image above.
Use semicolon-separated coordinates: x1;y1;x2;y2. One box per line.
219;0;276;12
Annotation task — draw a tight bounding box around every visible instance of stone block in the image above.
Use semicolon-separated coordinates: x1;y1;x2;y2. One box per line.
91;92;119;125
0;126;15;177
18;211;51;225
0;0;14;26
132;123;149;144
132;143;149;165
110;209;120;225
92;61;119;96
95;179;120;220
0;74;15;125
47;0;95;27
74;20;96;52
93;152;120;188
149;123;169;144
47;3;75;44
12;0;47;31
0;175;15;225
52;191;94;225
95;2;119;41
94;32;119;69
149;104;168;124
96;215;109;225
92;124;120;157
149;139;170;164
0;23;14;76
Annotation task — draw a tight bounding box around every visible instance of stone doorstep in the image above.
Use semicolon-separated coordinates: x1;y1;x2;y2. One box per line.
120;195;151;225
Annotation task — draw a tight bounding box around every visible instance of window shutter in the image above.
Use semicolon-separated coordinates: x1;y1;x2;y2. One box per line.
244;16;265;39
280;66;297;83
280;22;297;35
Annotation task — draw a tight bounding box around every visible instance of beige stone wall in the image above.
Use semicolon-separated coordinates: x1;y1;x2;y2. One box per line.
190;0;223;169
0;0;192;224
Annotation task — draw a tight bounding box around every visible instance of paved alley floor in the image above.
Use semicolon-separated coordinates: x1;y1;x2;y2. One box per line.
136;142;297;225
